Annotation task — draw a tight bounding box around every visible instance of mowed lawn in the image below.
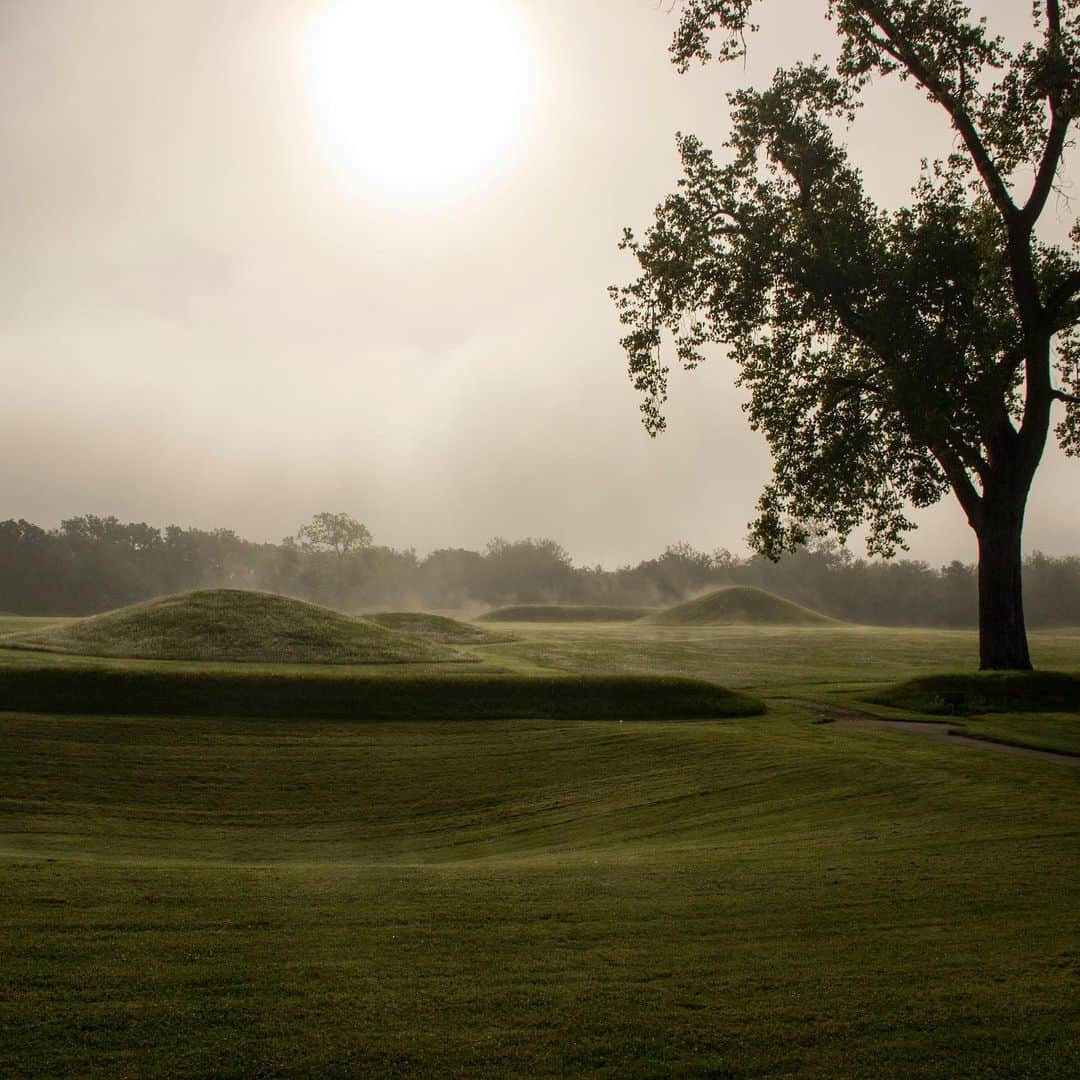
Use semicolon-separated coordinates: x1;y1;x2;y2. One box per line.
1;621;1077;1078
474;621;1080;690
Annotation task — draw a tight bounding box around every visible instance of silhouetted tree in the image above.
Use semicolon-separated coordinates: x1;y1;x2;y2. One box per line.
612;1;1079;669
418;548;486;608
633;542;715;601
479;537;577;603
295;512;372;557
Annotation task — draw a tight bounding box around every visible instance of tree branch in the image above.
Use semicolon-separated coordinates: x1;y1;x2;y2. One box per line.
1052;387;1080;406
1022;2;1071;224
1047;0;1062;38
1024;114;1070;224
1044;270;1080;323
948;429;993;484
820;374;883;407
934;443;984;526
854;2;1019;224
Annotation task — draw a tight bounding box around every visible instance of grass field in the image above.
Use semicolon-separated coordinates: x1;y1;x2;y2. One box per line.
0;615;72;635
1;615;1077;1077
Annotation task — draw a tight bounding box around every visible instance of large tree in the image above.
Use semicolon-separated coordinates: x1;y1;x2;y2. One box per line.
612;1;1079;669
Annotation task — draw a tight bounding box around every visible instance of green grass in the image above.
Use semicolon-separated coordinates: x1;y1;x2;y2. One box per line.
477;604;655;622
869;670;1080;714
0;661;762;722
0;589;458;665
1;622;1078;1078
367;610;514;644
646;585;838;626
955;712;1080;756
0;615;73;635
861;671;1080;756
472;623;1080;691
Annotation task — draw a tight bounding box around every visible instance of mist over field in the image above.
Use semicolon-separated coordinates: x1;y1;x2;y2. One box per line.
2;0;1076;567
2;5;1079;1078
3;516;1080;627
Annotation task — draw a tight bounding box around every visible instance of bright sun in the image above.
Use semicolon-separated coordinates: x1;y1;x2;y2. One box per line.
304;0;537;203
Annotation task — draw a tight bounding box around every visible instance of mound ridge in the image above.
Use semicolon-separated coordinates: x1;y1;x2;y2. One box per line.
367;611;513;645
478;604;654;623
647;586;837;626
869;671;1080;715
0;589;461;664
0;666;765;722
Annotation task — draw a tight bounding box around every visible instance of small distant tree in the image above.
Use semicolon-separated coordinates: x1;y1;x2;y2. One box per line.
648;541;715;598
611;1;1080;669
295;512;372;558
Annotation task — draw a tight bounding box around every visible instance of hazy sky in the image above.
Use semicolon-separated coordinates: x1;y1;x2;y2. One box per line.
2;0;1076;567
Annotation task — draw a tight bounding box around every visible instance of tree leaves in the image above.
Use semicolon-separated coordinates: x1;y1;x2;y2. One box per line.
612;2;1079;558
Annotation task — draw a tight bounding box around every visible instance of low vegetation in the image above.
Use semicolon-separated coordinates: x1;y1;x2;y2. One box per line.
0;615;70;636
870;671;1080;715
646;586;836;626
952;713;1080;757
0;660;763;722
477;604;654;622
367;610;513;644
0;589;458;665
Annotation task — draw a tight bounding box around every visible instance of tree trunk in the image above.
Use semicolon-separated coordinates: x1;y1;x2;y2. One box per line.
975;501;1031;671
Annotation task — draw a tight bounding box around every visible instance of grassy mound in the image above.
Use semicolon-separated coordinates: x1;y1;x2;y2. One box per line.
0;663;764;721
477;604;654;623
367;611;512;644
0;589;459;664
868;670;1080;715
646;586;837;626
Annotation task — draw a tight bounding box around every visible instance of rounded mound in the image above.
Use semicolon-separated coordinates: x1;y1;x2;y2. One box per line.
868;671;1080;715
646;586;837;626
477;604;654;623
367;611;514;645
0;589;460;664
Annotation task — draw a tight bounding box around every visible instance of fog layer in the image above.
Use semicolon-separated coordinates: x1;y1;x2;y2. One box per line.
1;0;1075;565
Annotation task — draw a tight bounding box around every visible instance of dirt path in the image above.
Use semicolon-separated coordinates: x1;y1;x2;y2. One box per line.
779;698;1079;767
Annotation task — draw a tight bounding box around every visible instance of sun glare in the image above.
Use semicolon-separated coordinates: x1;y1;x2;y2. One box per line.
304;0;537;203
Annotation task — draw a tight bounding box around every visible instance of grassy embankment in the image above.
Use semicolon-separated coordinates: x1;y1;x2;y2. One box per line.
0;589;459;664
869;670;1080;755
1;609;1077;1077
366;610;515;644
477;604;655;622
644;585;838;626
0;591;760;722
0;660;761;722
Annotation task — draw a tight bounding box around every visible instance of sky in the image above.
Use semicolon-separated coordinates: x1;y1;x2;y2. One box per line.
1;0;1076;568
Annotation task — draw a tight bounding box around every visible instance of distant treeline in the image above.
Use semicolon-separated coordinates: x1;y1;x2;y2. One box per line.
1;516;1078;627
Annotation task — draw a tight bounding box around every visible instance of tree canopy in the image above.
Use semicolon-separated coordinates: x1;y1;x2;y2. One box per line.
3;513;1080;626
295;512;373;557
611;1;1079;668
